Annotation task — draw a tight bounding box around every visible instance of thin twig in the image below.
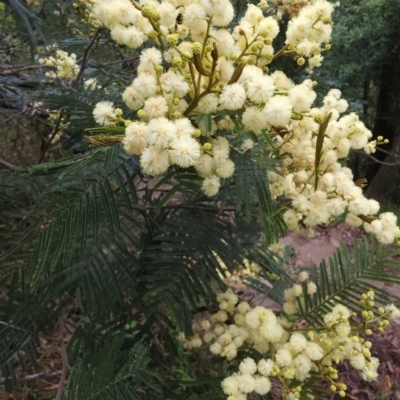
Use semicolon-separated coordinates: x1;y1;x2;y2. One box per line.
55;312;69;400
354;150;398;166
0;320;58;342
0;110;24;126
73;28;102;88
0;370;62;384
375;146;400;159
0;158;21;170
37;111;64;164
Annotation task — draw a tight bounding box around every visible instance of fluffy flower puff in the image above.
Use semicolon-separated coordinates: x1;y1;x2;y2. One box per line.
385;304;400;319
174;118;195;137
216;58;235;83
93;101;115;126
258;359;274;376
292;354;312;377
246;75;275;104
305;342;324;360
270;71;295;91
131;73;157;99
122;86;145;110
143;96;169;119
257;16;280;40
210;6;235;26
264;96;293;127
91;0;138;28
237;374;256;393
182;4;206;28
202;174;221;197
241;106;269;134
275;348;292;367
140;48;162;67
290;332;307;351
238;65;264;88
213;29;238;57
196;94;219;114
254;376;271;395
195;154;214;177
289;84;317;113
221;376;238;395
157;2;179;27
169;136;201;167
219;83;246;111
110;24;145;49
245;306;276;329
239;358;257;375
161;72;190;97
215;159;235;179
140;147;170;176
212;136;230;163
147;117;178;148
122;121;148;155
241;139;254;152
203;0;235;25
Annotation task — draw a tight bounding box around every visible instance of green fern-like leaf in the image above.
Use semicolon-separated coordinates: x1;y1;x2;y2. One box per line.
64;336;163;400
295;238;400;326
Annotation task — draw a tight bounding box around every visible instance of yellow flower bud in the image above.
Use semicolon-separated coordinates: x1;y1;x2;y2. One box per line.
137;109;146;119
258;0;268;9
297;57;305;66
171;111;181;119
202;143;212;152
330;385;337;392
229;53;238;61
171;57;183;68
115;108;123;117
192;42;203;55
193;129;201;138
339;390;346;398
166;34;179;46
147;31;158;40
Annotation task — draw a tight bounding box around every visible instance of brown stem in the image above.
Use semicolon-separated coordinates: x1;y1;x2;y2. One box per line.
38;112;64;164
72;28;102;89
55;313;69;400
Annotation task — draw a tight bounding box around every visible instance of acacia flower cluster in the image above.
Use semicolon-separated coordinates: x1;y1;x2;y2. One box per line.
88;0;400;243
39;48;79;79
179;286;400;400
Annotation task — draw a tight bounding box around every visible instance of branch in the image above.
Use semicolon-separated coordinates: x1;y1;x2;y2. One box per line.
375;146;400;159
0;370;62;384
72;28;102;88
0;158;21;170
37;111;64;163
354;150;397;166
55;312;69;400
